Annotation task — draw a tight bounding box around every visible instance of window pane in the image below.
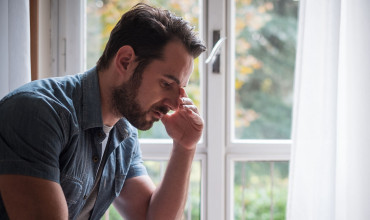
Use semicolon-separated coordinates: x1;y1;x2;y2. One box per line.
86;0;202;139
101;161;202;220
233;161;289;220
233;0;299;139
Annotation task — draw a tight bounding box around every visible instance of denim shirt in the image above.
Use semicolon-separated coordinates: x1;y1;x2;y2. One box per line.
0;67;147;219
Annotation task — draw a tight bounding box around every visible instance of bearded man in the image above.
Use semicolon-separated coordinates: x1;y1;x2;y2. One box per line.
0;3;206;219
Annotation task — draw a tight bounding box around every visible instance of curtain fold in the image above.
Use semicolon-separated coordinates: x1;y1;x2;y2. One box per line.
287;0;370;219
0;0;31;99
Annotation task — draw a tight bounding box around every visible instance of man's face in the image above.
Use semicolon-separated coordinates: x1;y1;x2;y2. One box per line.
112;41;194;130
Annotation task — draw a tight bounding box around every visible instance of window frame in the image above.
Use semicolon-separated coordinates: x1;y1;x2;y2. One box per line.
226;156;290;220
50;0;85;77
218;0;292;218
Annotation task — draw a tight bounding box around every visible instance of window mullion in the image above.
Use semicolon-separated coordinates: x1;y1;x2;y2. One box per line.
206;0;227;219
52;0;85;77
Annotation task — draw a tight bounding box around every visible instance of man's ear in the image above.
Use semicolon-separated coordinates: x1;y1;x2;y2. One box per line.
114;45;137;80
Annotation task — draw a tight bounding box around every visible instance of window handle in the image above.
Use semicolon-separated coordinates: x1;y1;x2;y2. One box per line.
205;30;226;73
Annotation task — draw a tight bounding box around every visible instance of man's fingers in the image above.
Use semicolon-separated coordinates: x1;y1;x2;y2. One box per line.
182;104;200;115
184;108;204;127
180;97;193;105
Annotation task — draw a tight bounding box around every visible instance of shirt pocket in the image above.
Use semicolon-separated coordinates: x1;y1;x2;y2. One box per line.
114;174;126;197
60;174;83;205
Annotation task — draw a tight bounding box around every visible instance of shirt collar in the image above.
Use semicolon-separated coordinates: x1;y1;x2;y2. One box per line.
81;66;103;130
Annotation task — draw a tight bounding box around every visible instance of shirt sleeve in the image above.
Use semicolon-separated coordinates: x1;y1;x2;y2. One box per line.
126;129;148;179
0;92;66;183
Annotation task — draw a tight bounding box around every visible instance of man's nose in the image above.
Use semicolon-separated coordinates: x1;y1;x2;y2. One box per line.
163;90;180;111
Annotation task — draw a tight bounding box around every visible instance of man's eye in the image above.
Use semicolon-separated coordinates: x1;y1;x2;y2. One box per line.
161;81;171;88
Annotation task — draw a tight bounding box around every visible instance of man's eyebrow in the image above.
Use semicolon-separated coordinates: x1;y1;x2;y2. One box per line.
164;74;180;85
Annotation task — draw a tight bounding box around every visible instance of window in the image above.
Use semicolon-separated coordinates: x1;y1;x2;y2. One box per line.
232;0;298;140
225;0;298;219
56;0;299;219
231;161;289;220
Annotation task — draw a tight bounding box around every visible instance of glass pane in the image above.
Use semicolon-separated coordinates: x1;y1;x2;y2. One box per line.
101;161;202;220
86;0;202;139
233;161;289;220
233;0;299;139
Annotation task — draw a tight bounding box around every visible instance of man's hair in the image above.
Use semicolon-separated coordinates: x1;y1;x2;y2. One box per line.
96;3;206;72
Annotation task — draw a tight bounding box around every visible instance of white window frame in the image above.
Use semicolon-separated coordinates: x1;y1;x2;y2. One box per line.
53;0;293;219
50;0;85;77
209;1;292;219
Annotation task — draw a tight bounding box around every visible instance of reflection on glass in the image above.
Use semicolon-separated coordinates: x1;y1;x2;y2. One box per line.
86;0;202;139
101;161;202;220
233;161;289;220
233;0;299;139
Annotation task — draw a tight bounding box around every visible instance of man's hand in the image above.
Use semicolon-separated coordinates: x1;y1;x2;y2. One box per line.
161;88;203;149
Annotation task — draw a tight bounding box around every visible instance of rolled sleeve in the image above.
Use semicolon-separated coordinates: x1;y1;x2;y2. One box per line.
0;92;65;183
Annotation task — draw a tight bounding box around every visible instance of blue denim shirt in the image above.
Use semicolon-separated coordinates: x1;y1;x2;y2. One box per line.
0;67;147;219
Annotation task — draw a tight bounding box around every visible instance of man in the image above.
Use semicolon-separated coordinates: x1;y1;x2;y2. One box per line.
0;3;206;219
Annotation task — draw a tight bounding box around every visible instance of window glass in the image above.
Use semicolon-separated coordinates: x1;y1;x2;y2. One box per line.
86;0;202;139
233;0;299;139
233;161;289;220
101;160;202;220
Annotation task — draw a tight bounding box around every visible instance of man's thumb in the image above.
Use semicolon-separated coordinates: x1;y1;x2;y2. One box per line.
161;114;170;125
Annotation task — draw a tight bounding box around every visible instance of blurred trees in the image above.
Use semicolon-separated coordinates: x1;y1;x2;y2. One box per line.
234;161;289;220
234;0;298;139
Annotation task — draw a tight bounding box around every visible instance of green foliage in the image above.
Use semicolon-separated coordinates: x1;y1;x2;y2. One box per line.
234;162;289;220
234;0;299;139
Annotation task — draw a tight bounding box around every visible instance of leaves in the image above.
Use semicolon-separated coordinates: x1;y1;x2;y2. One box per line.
234;0;299;139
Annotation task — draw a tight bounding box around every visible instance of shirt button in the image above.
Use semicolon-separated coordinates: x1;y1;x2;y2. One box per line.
83;195;87;200
93;156;99;163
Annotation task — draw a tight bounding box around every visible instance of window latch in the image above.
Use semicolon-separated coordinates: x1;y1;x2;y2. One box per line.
205;30;226;73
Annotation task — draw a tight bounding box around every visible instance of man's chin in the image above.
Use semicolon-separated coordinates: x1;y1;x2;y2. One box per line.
135;120;155;131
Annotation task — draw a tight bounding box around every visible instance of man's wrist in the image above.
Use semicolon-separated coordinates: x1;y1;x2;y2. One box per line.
172;141;197;155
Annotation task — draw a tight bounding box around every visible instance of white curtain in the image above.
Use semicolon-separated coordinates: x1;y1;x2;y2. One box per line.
287;0;370;219
0;0;31;99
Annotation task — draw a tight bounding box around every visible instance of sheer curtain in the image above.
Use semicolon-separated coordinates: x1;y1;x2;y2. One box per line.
0;0;31;99
287;0;370;219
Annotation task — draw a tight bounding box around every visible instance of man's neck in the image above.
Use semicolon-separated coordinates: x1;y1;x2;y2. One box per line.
98;68;121;127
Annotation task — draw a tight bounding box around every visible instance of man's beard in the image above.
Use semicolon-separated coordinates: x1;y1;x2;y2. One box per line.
111;70;169;130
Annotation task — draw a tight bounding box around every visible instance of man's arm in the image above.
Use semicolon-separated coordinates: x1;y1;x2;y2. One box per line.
114;146;195;220
146;144;196;219
113;175;155;219
0;175;68;219
114;88;203;219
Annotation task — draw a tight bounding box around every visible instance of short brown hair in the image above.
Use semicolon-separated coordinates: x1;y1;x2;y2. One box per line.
96;3;206;72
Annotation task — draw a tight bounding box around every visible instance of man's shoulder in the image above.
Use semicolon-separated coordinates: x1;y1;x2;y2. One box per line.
2;73;84;107
3;73;82;99
0;74;87;130
0;90;66;126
